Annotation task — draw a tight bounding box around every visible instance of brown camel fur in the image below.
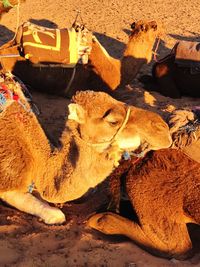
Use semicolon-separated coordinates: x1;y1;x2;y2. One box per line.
0;21;158;97
142;45;200;98
88;148;200;260
0;84;172;224
88;110;200;259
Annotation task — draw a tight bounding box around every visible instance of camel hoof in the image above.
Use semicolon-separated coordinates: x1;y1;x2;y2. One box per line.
87;212;116;234
41;207;66;225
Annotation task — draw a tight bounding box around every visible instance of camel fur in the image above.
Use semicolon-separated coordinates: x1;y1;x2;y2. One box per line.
0;85;172;224
0;21;158;97
88;111;200;260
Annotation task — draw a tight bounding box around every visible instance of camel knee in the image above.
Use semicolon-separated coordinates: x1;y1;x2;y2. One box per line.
88;212;122;235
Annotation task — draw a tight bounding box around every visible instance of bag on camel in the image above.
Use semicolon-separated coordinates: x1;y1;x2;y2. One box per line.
175;41;200;74
16;22;79;66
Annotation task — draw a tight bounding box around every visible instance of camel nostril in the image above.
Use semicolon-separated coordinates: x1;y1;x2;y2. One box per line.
150;21;157;30
131;22;136;30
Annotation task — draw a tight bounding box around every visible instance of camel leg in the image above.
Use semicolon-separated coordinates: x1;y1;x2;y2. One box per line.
88;212;155;250
0;191;66;224
88;212;193;259
107;172;121;212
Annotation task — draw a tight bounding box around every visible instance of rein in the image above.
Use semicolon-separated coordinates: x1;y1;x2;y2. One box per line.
152;37;161;62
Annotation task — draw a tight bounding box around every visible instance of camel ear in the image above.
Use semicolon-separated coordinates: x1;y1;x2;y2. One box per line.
68;103;86;124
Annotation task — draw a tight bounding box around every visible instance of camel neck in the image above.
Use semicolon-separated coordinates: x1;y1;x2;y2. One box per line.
120;56;145;86
36;124;117;204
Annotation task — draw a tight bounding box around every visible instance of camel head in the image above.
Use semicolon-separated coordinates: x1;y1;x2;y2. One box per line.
68;91;172;155
126;20;158;63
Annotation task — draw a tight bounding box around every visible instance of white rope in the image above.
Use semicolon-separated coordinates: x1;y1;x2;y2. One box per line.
5;0;20;44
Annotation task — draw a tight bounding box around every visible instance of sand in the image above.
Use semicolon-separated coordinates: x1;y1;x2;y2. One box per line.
0;0;200;266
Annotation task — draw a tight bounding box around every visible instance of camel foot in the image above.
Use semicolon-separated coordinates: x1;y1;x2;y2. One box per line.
1;191;66;225
40;206;66;225
88;212;124;235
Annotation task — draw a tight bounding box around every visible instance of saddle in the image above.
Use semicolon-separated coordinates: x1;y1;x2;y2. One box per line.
1;21;92;67
174;41;200;74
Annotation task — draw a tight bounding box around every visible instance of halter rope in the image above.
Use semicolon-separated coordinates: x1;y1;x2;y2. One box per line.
152;37;161;62
75;107;131;148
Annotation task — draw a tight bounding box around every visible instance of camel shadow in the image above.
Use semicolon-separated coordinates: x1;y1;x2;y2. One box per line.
29;18;58;29
32;92;70;147
93;25;135;59
93;32;126;59
169;33;200;42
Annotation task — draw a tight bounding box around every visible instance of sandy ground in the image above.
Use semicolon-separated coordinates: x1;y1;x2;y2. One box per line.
0;0;200;266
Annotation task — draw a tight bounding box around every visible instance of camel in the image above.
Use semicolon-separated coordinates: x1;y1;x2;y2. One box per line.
88;113;200;260
0;76;172;224
0;20;158;97
141;41;200;98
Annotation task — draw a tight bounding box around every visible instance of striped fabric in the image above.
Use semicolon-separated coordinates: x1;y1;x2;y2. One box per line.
21;22;78;67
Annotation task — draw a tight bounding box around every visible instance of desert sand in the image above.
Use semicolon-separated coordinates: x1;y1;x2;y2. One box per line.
0;0;200;266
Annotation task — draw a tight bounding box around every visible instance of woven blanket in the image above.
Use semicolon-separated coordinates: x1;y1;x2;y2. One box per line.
17;22;78;66
0;72;34;114
175;41;200;71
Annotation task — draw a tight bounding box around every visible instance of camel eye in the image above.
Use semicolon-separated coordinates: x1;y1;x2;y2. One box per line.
109;121;119;126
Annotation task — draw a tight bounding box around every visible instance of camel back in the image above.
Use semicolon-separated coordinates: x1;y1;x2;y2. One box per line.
17;22;78;66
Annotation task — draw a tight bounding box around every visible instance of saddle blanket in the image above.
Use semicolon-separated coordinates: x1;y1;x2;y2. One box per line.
17;22;79;66
175;41;200;73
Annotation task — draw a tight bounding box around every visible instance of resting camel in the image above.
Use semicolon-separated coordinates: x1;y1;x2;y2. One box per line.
0;20;158;97
142;41;200;98
88;112;200;260
0;76;172;224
